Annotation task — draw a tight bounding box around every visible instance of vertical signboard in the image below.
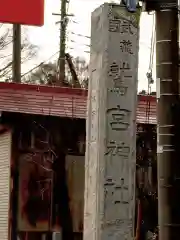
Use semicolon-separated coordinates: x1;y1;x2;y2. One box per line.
84;3;140;240
104;4;140;234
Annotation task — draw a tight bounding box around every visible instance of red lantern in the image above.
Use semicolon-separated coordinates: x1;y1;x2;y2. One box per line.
0;0;44;26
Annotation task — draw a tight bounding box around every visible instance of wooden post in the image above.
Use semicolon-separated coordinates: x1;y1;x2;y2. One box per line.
12;24;21;82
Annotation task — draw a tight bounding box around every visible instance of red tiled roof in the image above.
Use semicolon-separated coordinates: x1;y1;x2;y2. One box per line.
0;82;157;124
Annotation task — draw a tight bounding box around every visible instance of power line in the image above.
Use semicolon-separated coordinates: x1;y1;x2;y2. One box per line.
146;13;155;93
148;13;155;73
21;51;60;78
70;31;90;39
69;39;90;47
68;47;90;54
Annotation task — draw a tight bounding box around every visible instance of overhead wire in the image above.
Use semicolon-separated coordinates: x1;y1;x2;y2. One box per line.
67;28;90;56
69;39;90;47
22;40;89;81
23;5;155;84
68;16;90;54
21;51;60;78
146;13;155;123
22;0;91;82
70;31;90;39
148;13;155;82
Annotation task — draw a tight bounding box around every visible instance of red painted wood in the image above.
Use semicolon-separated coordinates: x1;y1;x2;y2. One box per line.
0;82;157;124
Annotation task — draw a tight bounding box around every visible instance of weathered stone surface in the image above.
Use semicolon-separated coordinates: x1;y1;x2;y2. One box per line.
84;3;140;240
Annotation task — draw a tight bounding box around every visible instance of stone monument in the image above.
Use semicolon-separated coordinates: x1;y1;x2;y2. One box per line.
84;3;140;240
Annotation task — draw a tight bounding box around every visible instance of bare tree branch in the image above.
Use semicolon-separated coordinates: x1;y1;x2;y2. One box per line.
22;56;89;88
0;25;38;81
0;61;12;73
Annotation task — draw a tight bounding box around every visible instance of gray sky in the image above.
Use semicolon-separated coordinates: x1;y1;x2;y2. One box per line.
27;0;156;91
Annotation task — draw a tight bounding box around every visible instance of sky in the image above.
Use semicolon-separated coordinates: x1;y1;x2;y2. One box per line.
27;0;156;91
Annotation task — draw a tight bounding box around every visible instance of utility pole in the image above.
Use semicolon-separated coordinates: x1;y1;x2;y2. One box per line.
53;0;71;85
12;24;21;82
155;3;179;240
11;25;21;240
59;0;67;85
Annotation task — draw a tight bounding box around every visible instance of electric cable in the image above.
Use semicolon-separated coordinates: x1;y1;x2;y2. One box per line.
146;13;155;123
21;51;60;78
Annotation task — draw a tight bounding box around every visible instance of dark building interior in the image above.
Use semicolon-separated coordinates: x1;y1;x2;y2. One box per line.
1;111;157;240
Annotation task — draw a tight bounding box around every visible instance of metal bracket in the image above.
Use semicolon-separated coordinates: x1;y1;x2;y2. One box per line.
121;0;139;12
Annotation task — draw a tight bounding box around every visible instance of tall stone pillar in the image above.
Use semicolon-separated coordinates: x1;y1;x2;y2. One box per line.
84;3;140;240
